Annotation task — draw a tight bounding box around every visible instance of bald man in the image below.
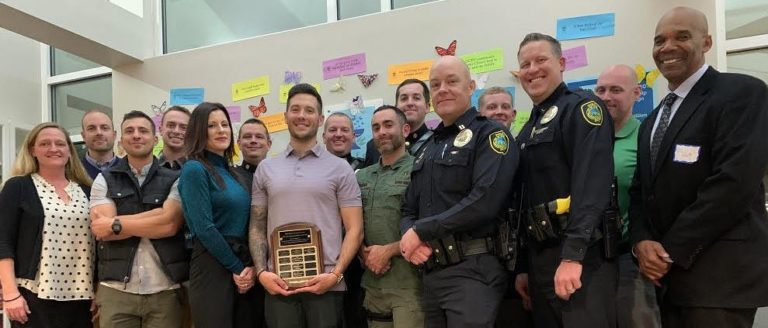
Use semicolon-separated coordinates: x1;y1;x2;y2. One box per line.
399;56;518;327
630;7;768;327
596;65;661;328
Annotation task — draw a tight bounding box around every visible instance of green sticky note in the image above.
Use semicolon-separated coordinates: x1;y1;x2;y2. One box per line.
513;111;531;135
461;48;504;74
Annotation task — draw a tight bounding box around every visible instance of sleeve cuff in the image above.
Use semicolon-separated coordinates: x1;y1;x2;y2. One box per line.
560;237;588;261
412;222;435;242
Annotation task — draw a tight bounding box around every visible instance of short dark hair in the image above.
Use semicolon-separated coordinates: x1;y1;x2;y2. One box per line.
518;32;562;58
287;83;322;111
373;105;407;126
395;79;430;106
239;118;270;140
162;106;190;124
122;110;155;134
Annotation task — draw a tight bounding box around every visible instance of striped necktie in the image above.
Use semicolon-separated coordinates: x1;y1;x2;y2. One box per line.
650;93;679;170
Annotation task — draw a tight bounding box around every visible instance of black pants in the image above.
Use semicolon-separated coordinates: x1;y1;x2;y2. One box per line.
189;242;265;328
344;257;367;328
11;288;91;328
422;254;508;328
661;301;756;328
528;243;617;328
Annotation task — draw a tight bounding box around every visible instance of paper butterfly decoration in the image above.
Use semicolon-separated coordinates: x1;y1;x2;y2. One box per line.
150;101;167;115
509;70;520;78
474;73;489;89
357;74;378;88
435;40;457;56
284;71;302;85
248;97;267;118
330;77;346;93
634;64;661;87
350;95;364;115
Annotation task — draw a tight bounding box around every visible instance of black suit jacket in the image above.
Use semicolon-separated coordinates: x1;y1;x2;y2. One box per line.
629;67;768;308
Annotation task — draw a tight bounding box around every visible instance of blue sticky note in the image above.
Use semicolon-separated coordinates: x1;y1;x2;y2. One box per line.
557;13;615;41
566;77;598;92
170;88;205;106
632;82;654;122
471;86;516;109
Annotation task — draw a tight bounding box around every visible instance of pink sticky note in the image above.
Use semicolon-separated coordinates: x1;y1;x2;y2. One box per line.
152;114;162;132
226;106;241;124
323;53;367;80
563;45;588;71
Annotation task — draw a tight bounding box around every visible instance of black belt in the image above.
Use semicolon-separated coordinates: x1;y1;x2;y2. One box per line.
460;238;492;256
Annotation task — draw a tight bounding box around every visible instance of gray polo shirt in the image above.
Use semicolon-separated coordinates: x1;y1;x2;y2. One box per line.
90;162;181;294
252;143;362;291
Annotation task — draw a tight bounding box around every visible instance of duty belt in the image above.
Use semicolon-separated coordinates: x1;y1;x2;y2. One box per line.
424;235;495;271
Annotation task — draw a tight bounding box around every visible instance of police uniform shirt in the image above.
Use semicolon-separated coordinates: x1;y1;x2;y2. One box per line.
401;108;518;241
516;82;614;261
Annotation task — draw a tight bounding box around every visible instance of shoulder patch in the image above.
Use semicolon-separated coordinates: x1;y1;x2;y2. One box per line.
489;130;509;155
580;100;603;126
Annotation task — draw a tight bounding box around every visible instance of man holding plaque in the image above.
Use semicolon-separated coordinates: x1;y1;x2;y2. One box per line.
399;56;518;327
357;105;424;327
249;83;364;328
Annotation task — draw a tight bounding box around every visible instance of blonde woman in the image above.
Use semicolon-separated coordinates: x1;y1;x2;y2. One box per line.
0;122;93;327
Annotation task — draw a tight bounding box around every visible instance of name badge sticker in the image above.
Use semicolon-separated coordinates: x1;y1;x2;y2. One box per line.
673;144;700;164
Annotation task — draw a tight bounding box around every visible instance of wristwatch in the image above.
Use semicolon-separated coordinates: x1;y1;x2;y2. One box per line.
111;218;122;235
330;270;344;285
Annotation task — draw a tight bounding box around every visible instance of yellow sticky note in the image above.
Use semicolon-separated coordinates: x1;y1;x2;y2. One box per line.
512;111;531;135
387;60;434;85
232;76;270;102
461;48;504;74
260;113;288;133
152;138;164;156
279;83;321;104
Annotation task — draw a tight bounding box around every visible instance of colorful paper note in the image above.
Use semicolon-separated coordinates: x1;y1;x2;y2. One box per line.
513;111;531;135
170;88;204;105
563;45;589;71
633;81;655;121
461;48;504;74
279;83;321;104
557;13;615;41
323;53;367;80
566;77;598;92
226;106;241;124
387;60;434;85
232;76;270;102
260;113;288;133
151;114;162;133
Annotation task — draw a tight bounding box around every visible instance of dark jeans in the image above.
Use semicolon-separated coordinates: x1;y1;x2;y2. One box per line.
528;243;617;328
265;291;345;328
422;254;508;328
344;257;367;328
12;288;91;328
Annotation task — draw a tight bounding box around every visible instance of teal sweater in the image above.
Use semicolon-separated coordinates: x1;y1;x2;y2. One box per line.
179;151;250;273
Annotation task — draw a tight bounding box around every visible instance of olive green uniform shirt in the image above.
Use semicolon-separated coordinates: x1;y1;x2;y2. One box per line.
357;153;420;290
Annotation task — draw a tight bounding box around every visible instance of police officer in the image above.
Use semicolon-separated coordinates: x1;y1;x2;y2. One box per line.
513;33;617;328
400;56;518;328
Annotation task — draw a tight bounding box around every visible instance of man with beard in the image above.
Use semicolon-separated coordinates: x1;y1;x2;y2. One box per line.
362;79;432;168
89;110;188;327
357;105;424;327
249;83;363;328
81;110;119;179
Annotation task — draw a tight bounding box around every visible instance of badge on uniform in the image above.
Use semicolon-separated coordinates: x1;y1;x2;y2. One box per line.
454;129;473;147
540;106;558;124
489;131;509;155
580;101;604;126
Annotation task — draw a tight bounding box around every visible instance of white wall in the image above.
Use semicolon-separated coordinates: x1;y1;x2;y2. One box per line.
0;29;42;126
113;0;720;156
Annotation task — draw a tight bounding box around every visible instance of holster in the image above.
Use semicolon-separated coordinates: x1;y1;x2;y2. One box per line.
424;234;496;271
524;204;565;244
497;208;520;271
602;178;622;259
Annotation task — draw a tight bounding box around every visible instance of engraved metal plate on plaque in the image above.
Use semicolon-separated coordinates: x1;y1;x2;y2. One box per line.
271;222;323;288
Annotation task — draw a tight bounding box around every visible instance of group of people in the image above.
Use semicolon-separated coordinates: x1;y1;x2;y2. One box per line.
1;6;767;328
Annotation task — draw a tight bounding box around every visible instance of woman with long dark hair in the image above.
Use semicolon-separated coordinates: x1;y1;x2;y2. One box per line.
178;102;261;327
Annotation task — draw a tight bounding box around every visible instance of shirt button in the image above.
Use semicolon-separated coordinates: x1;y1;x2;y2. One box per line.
578;248;584;254
155;199;159;203
117;193;122;196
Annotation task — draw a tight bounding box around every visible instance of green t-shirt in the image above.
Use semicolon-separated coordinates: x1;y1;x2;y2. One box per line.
356;153;420;290
613;117;641;243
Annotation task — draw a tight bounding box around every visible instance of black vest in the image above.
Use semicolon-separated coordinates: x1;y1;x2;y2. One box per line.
97;157;189;284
